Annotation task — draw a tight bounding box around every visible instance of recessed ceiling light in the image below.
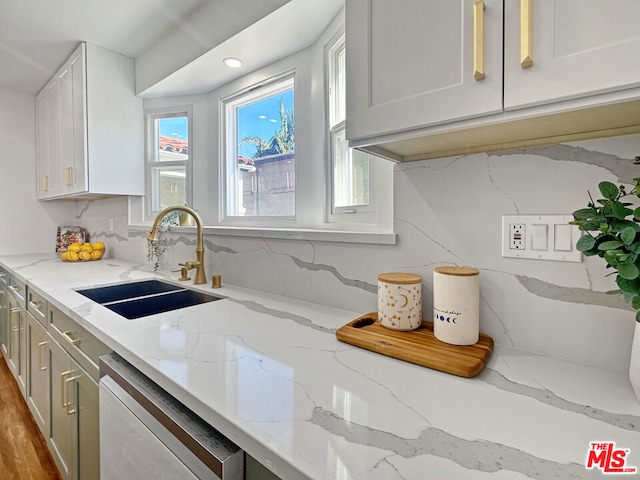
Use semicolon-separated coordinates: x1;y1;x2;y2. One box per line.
223;57;243;68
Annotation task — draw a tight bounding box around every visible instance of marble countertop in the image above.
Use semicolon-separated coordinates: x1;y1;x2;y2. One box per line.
1;253;639;479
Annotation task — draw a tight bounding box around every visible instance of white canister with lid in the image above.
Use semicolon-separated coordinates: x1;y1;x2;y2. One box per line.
433;266;480;345
377;272;422;331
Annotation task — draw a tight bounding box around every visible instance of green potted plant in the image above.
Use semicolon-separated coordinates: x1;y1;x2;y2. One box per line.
571;155;640;401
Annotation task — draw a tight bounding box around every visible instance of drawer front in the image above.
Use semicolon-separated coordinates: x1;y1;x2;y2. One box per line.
48;304;111;381
7;276;26;307
27;287;48;326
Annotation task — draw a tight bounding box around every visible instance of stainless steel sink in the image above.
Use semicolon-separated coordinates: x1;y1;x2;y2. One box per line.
76;279;223;319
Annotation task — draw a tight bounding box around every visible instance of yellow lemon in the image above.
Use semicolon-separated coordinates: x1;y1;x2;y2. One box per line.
60;252;70;261
90;250;103;260
80;243;93;252
78;251;91;261
92;242;105;251
67;251;80;262
68;243;82;253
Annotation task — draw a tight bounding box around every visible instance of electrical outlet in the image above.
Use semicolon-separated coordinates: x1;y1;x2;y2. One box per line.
509;223;525;250
108;218;114;233
502;214;582;262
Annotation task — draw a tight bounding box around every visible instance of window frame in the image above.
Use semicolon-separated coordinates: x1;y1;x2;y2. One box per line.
325;31;383;225
144;105;193;221
220;71;296;225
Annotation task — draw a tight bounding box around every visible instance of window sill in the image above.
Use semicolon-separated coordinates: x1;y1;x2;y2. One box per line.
128;224;396;245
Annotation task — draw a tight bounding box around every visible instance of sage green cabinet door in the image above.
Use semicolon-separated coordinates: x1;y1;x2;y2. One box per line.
49;339;75;480
7;299;25;396
27;313;50;437
0;287;8;356
76;372;99;480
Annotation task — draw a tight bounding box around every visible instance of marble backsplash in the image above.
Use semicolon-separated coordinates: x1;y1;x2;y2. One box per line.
72;134;640;373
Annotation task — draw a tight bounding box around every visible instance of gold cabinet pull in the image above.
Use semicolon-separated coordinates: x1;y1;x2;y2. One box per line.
65;376;80;415
473;1;486;81
60;370;73;407
65;166;73;186
38;341;47;371
520;0;533;68
62;330;81;346
41;175;49;192
10;307;22;332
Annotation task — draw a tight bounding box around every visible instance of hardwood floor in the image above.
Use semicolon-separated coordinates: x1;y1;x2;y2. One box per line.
0;353;61;479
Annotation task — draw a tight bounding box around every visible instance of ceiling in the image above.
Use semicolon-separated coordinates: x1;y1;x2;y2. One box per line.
0;0;344;97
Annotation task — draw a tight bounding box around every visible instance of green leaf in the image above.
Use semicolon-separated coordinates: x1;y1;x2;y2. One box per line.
634;206;640;219
636;310;640;322
624;291;635;303
618;263;639;280
604;250;619;267
575;235;596;252
611;201;633;220
631;295;640;310
598;240;623;251
572;208;598;220
621;226;637;245
610;219;640;232
629;240;640;254
616;276;640;294
599;181;619;200
583;220;603;231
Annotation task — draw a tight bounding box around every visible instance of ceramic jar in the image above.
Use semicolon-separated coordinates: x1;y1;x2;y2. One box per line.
433;266;480;345
378;273;422;331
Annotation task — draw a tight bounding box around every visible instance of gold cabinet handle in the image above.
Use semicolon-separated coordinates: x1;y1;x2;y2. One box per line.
29;300;42;310
10;308;19;331
65;376;80;415
60;370;74;408
41;175;49;192
473;1;486;81
38;341;47;371
520;0;533;68
62;330;81;346
65;166;73;187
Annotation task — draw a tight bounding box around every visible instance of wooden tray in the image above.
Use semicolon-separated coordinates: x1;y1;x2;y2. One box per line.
335;313;494;378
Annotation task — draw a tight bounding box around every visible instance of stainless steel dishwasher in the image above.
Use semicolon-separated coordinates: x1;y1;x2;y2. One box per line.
99;353;244;480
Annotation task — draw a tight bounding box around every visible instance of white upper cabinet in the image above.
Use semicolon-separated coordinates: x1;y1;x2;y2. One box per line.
347;0;640;162
36;43;144;200
504;0;640;110
346;0;503;143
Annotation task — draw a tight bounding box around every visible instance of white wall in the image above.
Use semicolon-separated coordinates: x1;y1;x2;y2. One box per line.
0;88;75;255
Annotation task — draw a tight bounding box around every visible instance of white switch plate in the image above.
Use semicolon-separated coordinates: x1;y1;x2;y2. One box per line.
501;215;582;262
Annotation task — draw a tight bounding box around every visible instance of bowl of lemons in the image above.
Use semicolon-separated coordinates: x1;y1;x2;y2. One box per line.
58;242;106;262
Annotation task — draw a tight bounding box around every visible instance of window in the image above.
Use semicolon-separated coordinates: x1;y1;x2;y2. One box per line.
223;75;295;220
328;35;371;215
146;108;191;216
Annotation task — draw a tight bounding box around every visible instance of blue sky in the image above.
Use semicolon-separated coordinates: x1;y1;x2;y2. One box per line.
237;90;294;158
158;89;294;159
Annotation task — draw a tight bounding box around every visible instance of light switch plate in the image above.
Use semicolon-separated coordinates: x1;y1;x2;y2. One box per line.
501;215;582;262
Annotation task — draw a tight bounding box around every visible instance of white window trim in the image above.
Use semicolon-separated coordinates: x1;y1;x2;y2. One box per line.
144;105;193;221
221;72;296;225
129;14;395;245
324;30;391;227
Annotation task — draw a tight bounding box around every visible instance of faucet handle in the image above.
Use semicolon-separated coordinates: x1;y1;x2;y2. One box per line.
174;264;190;281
